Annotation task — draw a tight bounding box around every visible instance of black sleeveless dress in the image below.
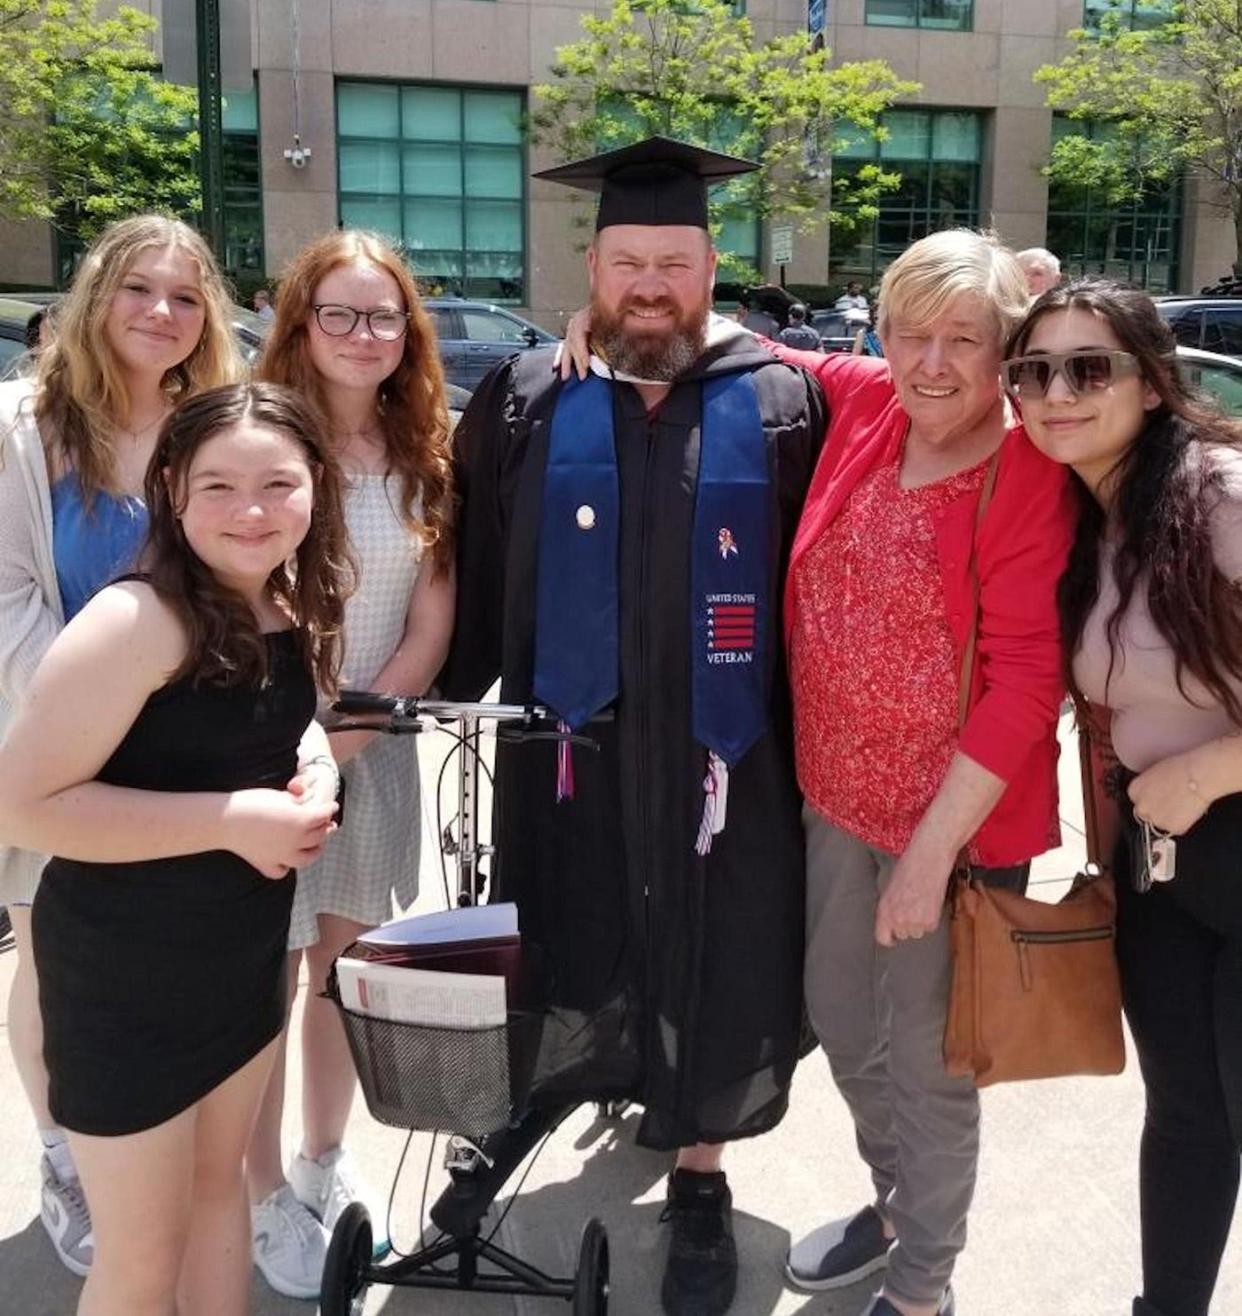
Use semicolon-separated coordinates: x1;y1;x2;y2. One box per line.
32;631;316;1136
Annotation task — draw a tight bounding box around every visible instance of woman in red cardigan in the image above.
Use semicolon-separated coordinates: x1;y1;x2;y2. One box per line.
775;231;1075;1316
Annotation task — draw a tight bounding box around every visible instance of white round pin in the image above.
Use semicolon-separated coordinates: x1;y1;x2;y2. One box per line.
576;504;596;530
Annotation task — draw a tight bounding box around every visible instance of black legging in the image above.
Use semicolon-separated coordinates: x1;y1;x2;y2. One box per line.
1115;793;1242;1316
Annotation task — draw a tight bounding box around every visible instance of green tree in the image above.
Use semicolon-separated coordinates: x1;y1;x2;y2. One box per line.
531;0;919;282
0;1;200;241
1034;0;1242;278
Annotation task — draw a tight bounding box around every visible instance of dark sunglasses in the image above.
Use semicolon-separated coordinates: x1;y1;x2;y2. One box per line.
1001;349;1140;400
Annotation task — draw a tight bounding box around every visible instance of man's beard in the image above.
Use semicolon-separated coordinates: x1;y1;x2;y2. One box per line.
591;295;710;382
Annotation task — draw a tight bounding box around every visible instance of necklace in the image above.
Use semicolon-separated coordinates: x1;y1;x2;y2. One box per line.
118;408;171;443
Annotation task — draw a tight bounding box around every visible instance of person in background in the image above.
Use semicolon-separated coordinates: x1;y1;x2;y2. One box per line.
0;213;242;1280
0;381;350;1316
779;303;822;352
847;307;884;358
771;230;1073;1316
1003;279;1242;1316
737;289;779;338
834;280;870;314
246;229;456;1301
1015;248;1061;298
253;288;276;322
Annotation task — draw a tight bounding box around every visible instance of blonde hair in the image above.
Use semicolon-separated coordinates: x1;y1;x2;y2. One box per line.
257;230;454;576
877;229;1030;349
35;215;243;499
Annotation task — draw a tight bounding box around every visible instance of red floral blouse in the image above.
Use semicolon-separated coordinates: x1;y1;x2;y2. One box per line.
791;451;987;856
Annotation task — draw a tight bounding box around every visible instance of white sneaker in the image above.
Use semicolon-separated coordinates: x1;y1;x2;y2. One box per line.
40;1154;93;1277
289;1146;386;1246
251;1184;330;1299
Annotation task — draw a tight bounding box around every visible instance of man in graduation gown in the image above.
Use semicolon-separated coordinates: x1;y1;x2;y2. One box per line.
443;136;826;1316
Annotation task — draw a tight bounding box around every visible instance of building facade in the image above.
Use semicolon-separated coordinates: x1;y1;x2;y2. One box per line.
0;0;1235;327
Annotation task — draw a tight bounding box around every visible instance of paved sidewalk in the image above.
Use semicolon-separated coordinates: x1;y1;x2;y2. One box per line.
1;716;1238;1314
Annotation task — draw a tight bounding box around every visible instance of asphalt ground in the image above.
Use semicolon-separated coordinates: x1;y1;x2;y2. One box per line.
0;713;1238;1314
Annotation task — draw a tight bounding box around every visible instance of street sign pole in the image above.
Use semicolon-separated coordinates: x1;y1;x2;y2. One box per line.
770;223;794;289
195;0;226;259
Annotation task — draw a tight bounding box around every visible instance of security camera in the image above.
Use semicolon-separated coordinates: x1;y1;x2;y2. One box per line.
284;143;312;169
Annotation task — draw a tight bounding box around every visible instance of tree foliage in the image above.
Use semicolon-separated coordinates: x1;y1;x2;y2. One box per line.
1035;0;1242;277
0;1;200;240
531;0;918;282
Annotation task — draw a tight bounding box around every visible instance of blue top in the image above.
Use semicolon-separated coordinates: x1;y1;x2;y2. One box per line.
50;473;148;620
861;328;884;358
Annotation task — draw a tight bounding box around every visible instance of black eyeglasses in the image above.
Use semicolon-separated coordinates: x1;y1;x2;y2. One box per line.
1001;349;1140;400
312;303;409;341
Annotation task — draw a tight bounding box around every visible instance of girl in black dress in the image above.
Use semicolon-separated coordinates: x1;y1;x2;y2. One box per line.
0;382;353;1316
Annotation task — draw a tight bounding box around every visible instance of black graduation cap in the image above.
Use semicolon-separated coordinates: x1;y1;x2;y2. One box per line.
534;135;757;231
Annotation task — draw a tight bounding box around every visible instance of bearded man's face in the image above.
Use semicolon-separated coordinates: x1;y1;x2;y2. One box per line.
587;224;716;381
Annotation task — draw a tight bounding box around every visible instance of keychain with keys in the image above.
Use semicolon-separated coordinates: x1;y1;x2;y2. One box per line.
1141;818;1177;885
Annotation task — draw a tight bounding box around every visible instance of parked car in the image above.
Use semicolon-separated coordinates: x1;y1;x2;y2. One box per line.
0;295;47;380
425;297;558;390
807;309;860;354
1157;297;1242;360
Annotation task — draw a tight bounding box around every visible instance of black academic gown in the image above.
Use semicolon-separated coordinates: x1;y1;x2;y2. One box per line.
443;325;826;1150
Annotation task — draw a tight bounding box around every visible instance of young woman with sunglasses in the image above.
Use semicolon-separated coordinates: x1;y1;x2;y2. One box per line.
1004;280;1242;1316
244;231;455;1299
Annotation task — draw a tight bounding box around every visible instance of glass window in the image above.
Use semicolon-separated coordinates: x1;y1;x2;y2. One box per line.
1202;309;1242;358
338;81;526;302
339;83;400;138
55;74;265;286
1046;114;1182;292
428;306;457;339
218;77;265;282
829;108;982;289
1084;1;1174;30
866;0;972;30
1186;359;1242;415
461;309;529;343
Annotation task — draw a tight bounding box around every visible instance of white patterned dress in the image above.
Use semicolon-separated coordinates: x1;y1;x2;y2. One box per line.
287;474;424;949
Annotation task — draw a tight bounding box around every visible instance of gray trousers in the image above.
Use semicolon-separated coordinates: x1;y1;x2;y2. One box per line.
804;805;986;1306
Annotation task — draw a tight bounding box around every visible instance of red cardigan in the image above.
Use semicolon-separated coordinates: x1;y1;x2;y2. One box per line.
780;349;1078;865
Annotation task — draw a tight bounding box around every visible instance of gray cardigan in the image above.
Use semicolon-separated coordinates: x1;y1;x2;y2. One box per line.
0;378;63;903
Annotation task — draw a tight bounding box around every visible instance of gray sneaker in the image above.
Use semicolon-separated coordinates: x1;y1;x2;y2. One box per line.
40;1154;94;1277
785;1204;891;1291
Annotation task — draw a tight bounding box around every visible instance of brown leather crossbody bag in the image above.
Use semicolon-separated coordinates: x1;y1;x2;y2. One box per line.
942;451;1125;1087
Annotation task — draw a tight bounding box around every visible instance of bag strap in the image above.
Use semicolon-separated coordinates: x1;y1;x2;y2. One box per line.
956;447;1003;731
1071;694;1103;869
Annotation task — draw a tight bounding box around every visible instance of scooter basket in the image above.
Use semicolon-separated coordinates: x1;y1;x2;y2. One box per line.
327;969;544;1138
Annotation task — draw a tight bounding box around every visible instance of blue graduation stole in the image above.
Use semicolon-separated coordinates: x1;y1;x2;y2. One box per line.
533;373;620;731
534;370;771;838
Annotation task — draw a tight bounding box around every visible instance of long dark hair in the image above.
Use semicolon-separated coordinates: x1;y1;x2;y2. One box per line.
1006;279;1242;723
143;382;356;693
